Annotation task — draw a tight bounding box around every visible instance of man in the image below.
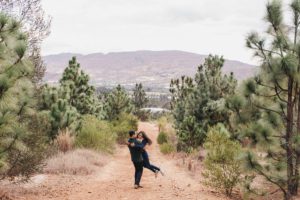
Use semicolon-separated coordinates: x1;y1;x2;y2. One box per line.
128;130;144;189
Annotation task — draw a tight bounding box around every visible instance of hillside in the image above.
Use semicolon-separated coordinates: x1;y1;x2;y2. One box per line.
43;50;257;90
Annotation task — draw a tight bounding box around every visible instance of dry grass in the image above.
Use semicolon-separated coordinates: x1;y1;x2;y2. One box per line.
44;149;108;175
55;128;74;153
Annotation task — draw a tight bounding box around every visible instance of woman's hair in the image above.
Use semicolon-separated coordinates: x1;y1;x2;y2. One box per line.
138;131;152;145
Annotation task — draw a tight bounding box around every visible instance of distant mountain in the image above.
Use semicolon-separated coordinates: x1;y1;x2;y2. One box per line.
43;50;258;90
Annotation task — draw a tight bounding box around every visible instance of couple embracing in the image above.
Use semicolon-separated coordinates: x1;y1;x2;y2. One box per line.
127;130;164;189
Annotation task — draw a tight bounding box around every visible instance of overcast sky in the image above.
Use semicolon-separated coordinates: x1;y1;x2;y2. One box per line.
41;0;269;64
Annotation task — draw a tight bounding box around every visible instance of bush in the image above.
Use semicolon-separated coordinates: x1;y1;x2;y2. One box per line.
134;109;150;121
157;132;168;144
157;116;168;132
56;128;74;153
112;113;138;144
202;124;242;196
75;115;116;153
160;143;175;154
44;149;108;175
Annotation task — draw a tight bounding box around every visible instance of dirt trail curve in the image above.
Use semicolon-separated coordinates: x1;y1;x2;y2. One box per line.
19;122;226;200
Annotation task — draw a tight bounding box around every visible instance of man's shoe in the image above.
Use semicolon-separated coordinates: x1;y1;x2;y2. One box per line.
138;185;143;188
134;185;139;189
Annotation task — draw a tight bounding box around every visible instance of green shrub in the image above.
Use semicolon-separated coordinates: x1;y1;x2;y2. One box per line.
75;115;116;153
160;143;175;154
157;132;168;144
112;113;138;144
202;124;242;197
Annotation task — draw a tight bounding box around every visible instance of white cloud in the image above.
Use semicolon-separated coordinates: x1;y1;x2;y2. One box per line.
41;0;269;64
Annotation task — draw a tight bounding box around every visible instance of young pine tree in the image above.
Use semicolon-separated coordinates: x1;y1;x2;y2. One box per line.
203;124;242;197
132;83;149;120
40;84;81;139
170;55;237;149
132;83;148;110
105;84;132;120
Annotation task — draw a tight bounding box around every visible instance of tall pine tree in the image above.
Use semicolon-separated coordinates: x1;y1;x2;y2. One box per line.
227;0;300;199
60;57;100;115
0;13;46;179
40;57;104;139
170;55;237;149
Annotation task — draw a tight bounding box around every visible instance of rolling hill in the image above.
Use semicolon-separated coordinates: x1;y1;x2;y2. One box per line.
43;50;257;90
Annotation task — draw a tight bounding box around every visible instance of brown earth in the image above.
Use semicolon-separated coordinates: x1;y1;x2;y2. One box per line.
9;122;234;200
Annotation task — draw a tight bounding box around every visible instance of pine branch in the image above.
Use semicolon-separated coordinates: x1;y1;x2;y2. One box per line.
249;39;288;92
274;86;288;104
252;102;283;116
254;166;287;197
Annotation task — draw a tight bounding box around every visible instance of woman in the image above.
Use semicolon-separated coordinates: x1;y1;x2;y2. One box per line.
136;131;164;177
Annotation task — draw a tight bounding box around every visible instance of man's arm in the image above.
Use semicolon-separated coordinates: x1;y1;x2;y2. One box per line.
130;141;145;149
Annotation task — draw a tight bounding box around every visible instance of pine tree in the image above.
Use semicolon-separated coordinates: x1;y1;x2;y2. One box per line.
170;55;237;149
40;84;81;139
105;84;132;120
49;98;81;139
0;13;46;179
40;57;106;138
132;83;148;110
227;1;300;198
132;83;149;120
202;124;242;196
60;57;100;115
0;0;52;85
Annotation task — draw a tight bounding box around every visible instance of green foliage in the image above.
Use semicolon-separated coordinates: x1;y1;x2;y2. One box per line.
0;13;47;180
157;132;168;145
41;85;81;139
170;55;237;148
49;99;81;139
229;0;300;198
132;83;148;109
104;84;133;120
75;115;116;153
112;113;138;144
60;57;102;116
202;124;242;197
160;143;175;154
132;83;149;120
40;57;105;139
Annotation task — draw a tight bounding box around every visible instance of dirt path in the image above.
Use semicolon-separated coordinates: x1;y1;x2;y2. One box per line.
16;122;227;200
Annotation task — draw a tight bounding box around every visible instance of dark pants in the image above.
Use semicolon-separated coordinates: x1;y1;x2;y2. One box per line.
142;151;160;173
133;161;143;185
143;160;160;173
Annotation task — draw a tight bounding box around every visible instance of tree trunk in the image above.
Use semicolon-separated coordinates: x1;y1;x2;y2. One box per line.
284;192;292;200
286;78;295;198
292;92;300;196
